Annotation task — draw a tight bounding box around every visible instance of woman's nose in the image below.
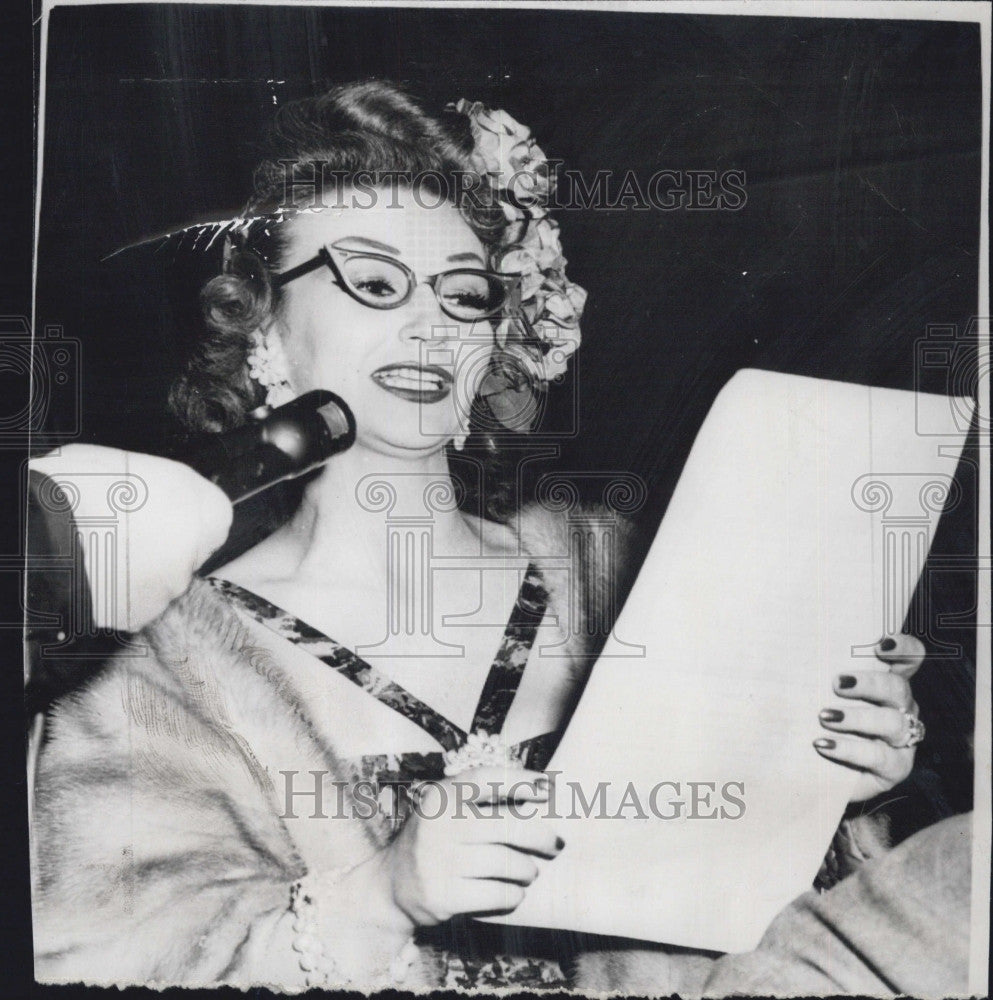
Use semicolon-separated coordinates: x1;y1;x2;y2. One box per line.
397;285;454;343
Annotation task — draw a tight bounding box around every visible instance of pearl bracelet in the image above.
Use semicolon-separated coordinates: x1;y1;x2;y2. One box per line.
289;871;418;987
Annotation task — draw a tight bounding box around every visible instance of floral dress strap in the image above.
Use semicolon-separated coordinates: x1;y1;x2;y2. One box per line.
206;577;468;753
206;565;548;756
468;563;549;737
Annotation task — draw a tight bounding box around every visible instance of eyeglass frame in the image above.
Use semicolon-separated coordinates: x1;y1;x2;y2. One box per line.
271;239;523;324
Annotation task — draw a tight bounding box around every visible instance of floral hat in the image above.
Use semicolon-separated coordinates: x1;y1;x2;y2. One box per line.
449;100;587;433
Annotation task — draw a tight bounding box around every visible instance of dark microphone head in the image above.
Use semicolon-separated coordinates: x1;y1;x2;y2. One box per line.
261;390;356;462
186;390;356;503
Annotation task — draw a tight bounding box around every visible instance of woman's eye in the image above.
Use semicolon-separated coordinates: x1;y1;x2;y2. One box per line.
342;258;408;302
445;290;489;309
441;276;494;312
355;277;400;298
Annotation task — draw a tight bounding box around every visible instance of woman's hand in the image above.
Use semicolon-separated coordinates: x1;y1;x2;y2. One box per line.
386;766;563;927
813;634;926;803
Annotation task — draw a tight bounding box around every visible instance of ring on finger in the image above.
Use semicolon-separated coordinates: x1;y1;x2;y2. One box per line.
892;710;926;748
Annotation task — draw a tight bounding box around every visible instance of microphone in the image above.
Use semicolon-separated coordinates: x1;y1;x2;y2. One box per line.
184;390;356;503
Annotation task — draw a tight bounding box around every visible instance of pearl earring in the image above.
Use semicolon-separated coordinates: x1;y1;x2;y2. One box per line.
246;330;295;407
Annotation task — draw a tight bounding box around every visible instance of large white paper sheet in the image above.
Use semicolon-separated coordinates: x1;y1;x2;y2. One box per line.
486;369;973;954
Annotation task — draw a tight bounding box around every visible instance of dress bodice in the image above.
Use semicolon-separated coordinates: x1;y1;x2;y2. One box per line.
208;566;572;988
207;564;557;762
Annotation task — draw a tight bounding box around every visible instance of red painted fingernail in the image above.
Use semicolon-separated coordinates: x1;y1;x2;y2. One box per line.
837;675;857;689
555;837;565;851
879;637;897;652
820;709;844;722
813;738;836;750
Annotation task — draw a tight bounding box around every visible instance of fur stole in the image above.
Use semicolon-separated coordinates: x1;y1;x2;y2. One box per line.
31;502;638;987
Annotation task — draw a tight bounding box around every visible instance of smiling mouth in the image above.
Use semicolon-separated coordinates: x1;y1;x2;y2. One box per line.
371;364;453;403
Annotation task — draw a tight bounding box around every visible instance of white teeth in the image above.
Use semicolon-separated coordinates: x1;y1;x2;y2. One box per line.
376;368;445;391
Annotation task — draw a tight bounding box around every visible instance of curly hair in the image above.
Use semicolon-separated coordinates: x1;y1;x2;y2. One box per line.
169;80;523;520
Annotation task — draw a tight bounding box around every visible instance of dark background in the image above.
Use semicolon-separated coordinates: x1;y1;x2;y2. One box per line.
36;7;982;468
16;7;984;988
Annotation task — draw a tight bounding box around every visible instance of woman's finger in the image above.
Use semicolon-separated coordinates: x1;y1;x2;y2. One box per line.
833;670;915;711
459;844;540;885
874;634;926;679
813;735;911;782
461;813;563;857
818;704;910;746
448;878;526;917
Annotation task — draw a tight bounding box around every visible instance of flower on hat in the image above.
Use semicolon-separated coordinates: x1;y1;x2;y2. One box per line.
455;102;555;213
450;98;586;422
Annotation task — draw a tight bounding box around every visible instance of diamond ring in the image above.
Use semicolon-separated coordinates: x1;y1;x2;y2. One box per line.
894;711;926;748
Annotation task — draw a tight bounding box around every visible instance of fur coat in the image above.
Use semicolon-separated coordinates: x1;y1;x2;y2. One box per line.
30;503;885;992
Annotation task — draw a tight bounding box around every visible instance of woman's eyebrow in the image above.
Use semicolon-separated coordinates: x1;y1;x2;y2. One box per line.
337;236;401;255
447;251;485;264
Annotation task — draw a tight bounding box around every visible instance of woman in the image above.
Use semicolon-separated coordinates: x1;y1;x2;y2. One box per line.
31;81;924;991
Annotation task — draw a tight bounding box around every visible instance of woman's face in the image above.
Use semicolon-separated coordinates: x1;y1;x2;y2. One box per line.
270;188;494;458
